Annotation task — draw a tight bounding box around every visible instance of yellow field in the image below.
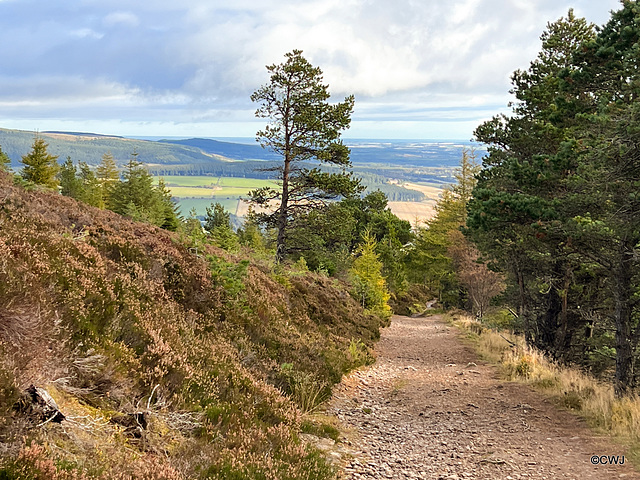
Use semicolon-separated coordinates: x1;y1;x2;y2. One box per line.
402;182;444;200
386;182;443;224
388;201;436;225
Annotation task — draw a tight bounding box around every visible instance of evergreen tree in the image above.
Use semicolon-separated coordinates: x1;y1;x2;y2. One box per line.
350;230;391;319
204;202;238;250
78;162;104;208
204;202;232;232
58;157;84;199
156;178;181;232
468;11;598;354
237;210;268;253
249;50;362;262
408;149;479;305
286;202;356;274
96;152;120;208
466;5;640;396
20;137;59;189
111;152;162;223
0;144;11;172
110;153;180;230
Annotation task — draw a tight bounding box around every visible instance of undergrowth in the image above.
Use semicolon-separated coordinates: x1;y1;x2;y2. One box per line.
451;312;640;465
0;172;383;479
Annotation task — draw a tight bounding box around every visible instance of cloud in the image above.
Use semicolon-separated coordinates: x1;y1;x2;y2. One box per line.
103;11;140;27
70;28;104;39
0;0;623;139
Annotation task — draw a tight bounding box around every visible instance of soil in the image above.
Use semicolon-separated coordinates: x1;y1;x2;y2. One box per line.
326;314;639;479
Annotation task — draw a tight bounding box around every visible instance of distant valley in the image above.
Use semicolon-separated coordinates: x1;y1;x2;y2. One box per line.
0;127;483;222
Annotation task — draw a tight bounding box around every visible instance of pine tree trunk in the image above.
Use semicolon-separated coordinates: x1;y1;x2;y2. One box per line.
276;152;291;264
614;240;634;398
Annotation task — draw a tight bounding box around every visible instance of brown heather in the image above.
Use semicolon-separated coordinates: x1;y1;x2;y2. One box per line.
0;172;383;479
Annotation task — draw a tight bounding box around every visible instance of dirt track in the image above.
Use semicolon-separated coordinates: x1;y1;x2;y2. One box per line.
328;315;639;479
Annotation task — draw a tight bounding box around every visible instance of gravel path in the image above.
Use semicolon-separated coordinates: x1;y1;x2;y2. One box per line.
328;315;639;480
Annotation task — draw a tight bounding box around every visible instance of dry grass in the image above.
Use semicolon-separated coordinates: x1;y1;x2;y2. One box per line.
452;313;640;463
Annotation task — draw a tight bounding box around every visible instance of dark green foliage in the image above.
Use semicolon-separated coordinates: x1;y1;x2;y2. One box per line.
96;152;119;209
466;5;640;396
407;150;480;306
110;153;180;231
58;157;84;199
204;202;232;231
78;161;105;207
249;50;362;262
0;145;10;171
156;178;181;231
20;137;59;189
287;202;356;275
203;203;239;251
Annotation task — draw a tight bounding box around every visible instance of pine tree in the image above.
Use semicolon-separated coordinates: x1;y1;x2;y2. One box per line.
78;162;104;208
156;178;181;232
110;153;180;230
96;152;119;208
249;50;361;262
350;230;391;319
20;137;59;189
204;202;238;251
58;157;84;199
408;149;479;305
0;144;11;172
111;152;159;221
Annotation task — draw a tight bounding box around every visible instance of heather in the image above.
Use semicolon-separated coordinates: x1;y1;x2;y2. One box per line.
0;172;383;479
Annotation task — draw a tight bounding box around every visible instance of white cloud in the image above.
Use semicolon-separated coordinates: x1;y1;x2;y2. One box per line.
103;11;140;27
70;28;104;39
0;0;624;139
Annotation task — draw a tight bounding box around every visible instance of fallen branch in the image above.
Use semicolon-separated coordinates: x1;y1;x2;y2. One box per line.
499;334;517;347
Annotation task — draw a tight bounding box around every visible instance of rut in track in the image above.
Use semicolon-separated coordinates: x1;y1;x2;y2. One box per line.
327;314;639;480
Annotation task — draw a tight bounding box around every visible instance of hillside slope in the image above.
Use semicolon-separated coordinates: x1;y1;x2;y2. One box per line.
0;129;231;167
0;173;384;479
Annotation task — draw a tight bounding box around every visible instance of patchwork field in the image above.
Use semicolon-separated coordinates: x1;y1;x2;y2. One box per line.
157;176;444;222
155;176;277;216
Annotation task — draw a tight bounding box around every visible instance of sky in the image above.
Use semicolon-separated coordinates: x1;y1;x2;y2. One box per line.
0;0;622;140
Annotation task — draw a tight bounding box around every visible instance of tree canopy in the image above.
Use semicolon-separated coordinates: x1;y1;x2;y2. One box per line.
20;137;60;189
248;50;362;262
467;5;640;396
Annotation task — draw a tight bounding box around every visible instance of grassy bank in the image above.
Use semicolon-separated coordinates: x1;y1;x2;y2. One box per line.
451;313;640;465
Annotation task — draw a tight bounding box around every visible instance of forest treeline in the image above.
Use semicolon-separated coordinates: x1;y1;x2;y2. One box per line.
0;127;473;323
463;4;640;397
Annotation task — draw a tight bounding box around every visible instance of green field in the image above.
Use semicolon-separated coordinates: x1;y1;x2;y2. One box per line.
155;176;277;216
176;198;247;217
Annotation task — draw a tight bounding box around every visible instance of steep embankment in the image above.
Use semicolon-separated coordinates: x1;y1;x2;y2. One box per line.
0;172;384;479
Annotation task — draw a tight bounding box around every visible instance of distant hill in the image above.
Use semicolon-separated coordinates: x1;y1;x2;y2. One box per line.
160;138;280;161
163;137;481;168
0;128;232;167
0;127;462;186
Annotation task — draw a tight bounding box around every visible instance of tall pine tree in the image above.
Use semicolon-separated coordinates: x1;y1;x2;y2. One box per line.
249;50;362;262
